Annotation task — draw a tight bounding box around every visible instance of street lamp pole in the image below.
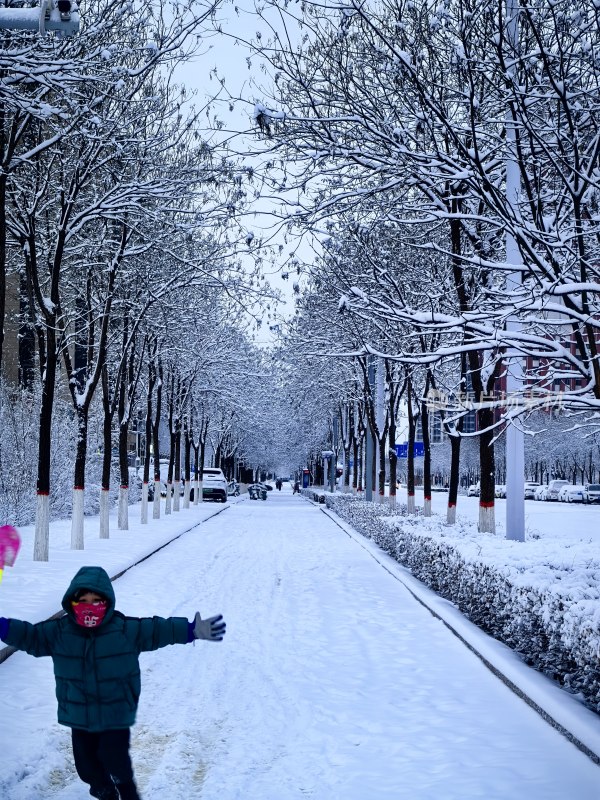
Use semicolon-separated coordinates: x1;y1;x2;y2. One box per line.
321;450;333;492
365;357;375;501
504;0;525;542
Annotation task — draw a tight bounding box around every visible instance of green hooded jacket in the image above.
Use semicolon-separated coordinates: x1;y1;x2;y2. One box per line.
3;565;190;731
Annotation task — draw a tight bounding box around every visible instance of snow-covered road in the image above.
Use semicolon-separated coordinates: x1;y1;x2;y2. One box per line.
2;488;600;799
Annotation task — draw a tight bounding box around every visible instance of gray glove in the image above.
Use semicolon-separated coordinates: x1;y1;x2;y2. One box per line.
193;611;226;642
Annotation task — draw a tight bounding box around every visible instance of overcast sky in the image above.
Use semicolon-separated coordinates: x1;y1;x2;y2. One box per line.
172;0;307;343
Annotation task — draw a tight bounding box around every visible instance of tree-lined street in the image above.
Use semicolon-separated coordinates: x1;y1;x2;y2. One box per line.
2;3;600;796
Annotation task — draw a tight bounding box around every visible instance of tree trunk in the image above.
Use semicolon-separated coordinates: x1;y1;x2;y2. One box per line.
421;397;432;518
357;439;363;492
199;438;206;502
352;434;359;492
173;425;181;512
378;431;387;503
152;365;163;520
478;408;496;533
118;417;129;530
192;443;200;505
447;434;461;525
100;367;113;539
141;363;154;525
117;326;132;531
183;427;192;508
386;360;401;509
33;331;57;562
71;407;89;550
406;382;416;515
165;430;175;515
389;421;397;508
99;489;110;540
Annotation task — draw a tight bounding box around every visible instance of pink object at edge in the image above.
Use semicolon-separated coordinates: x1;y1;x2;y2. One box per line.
0;525;21;570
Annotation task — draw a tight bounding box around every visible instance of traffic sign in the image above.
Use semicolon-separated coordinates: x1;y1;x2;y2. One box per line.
395;442;425;458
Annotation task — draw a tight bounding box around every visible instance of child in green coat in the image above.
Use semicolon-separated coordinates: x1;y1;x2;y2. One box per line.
0;565;226;800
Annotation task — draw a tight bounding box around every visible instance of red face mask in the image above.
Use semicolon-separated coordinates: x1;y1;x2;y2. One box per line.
71;601;108;628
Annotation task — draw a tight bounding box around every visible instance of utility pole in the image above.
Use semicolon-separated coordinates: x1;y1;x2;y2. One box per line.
365;357;375;501
504;0;525;542
376;358;385;502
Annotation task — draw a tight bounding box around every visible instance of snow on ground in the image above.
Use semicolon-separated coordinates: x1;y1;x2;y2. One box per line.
1;487;600;799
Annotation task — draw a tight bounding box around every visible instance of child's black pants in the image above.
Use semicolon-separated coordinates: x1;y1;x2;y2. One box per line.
71;728;140;799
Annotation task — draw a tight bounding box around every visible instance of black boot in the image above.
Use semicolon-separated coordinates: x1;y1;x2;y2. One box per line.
116;780;141;800
91;785;119;800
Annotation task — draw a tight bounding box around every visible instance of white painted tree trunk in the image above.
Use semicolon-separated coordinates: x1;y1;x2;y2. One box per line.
71;488;85;550
407;495;416;515
173;482;180;512
446;504;457;525
165;482;172;514
193;477;199;505
198;480;204;503
141;483;149;524
479;504;495;534
153;488;161;519
388;494;396;508
118;487;129;530
423;498;432;517
183;480;191;508
34;493;50;561
99;489;110;539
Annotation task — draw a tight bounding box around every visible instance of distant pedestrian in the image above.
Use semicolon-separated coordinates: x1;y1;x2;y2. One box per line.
276;478;282;490
0;565;225;800
293;480;300;494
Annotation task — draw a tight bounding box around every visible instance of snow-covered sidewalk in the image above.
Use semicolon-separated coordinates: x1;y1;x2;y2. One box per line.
1;489;600;798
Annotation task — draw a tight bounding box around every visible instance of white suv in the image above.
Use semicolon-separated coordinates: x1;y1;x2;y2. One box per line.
202;468;228;503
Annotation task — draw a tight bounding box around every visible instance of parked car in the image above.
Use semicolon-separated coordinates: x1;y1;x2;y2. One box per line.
137;459;170;497
495;484;506;499
533;485;548;501
467;483;480;497
546;479;569;501
202;468;228;503
583;483;600;504
558;484;586;503
524;481;541;499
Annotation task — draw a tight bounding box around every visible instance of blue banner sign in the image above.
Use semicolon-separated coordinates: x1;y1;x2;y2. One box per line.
395;442;425;458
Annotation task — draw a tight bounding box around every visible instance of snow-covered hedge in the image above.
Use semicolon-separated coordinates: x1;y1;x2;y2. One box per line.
325;494;600;714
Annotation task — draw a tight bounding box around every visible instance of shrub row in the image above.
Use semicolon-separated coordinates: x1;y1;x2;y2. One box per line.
324;493;600;714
